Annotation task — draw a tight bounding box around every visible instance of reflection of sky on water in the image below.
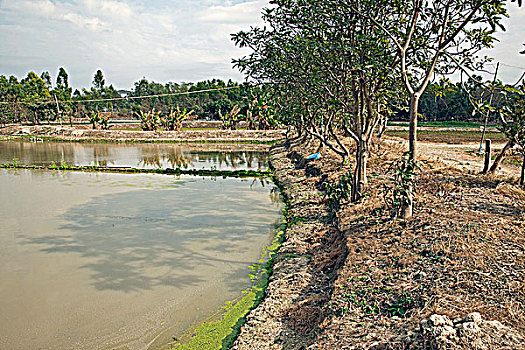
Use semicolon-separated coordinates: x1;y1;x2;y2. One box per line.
0;141;268;170
1;170;281;293
0;169;282;349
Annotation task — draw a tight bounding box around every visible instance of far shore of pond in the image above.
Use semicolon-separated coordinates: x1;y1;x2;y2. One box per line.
0;124;286;145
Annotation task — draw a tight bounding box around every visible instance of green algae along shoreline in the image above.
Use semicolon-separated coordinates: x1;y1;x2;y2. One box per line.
167;142;303;350
0;162;270;179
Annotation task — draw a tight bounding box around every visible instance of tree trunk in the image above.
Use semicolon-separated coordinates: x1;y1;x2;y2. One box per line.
33;110;39;125
488;140;513;174
520;152;525;188
352;138;368;202
300;130;309;144
408;93;420;162
482;139;491;173
401;93;420;219
377;116;388;138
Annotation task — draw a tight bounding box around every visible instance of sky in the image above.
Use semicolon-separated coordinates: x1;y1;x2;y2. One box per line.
0;0;524;90
0;0;268;90
479;4;525;84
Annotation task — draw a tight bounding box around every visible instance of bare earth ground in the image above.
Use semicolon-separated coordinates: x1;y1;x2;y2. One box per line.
387;138;522;176
0;125;285;143
234;136;524;350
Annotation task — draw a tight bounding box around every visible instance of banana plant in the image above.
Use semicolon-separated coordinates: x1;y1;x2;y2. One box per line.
136;109;161;131
89;111;110;130
219;105;241;130
161;106;195;131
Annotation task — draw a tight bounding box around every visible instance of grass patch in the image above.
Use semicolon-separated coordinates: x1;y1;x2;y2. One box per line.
112;128;220;132
389;120;498;128
386;130;506;143
466;149;524;166
0;162;271;178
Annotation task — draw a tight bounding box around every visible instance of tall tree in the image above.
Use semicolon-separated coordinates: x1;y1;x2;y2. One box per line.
352;0;520;217
40;71;52;89
56;67;69;89
93;69;105;90
21;72;52;124
233;0;396;201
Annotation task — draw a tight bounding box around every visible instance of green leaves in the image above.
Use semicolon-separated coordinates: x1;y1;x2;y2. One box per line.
160;106;195;131
383;152;422;218
500;83;525;148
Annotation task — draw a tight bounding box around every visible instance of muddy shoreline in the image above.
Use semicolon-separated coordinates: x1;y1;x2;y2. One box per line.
233;138;347;349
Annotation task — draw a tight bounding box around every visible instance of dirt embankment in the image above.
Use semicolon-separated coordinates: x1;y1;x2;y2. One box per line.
232;138;348;349
234;137;525;349
0;125;285;143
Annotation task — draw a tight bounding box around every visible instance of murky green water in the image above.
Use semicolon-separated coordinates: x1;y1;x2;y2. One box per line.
0;141;268;170
0;169;281;350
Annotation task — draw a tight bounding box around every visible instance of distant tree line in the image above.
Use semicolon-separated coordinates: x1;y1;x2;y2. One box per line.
0;68;273;126
0;65;516;129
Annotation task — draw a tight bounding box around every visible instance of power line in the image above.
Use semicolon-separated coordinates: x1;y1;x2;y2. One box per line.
500;62;525;70
487;62;525;70
0;86;242;106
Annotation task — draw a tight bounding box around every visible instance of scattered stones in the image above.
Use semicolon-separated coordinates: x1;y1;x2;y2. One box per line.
409;312;524;349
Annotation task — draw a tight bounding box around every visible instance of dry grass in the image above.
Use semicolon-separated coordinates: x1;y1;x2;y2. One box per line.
234;135;524;349
386;130;507;144
304;140;525;349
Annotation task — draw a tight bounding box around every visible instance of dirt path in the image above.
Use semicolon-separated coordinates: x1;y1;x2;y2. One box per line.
0;125;285;143
386;138;522;177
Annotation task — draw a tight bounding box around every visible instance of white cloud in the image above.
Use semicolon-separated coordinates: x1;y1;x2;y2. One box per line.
200;0;266;24
0;0;268;88
2;0;520;88
481;4;525;83
63;12;107;32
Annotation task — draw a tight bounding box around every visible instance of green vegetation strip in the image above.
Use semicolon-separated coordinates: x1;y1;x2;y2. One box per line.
172;222;286;350
0;162;270;178
170;172;289;350
385;130;507;141
388;120;498;128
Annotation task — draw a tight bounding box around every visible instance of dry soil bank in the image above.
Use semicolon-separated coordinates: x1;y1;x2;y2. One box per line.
234;136;524;349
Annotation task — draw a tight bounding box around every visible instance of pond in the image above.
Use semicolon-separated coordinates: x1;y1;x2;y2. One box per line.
0;141;269;170
0;168;281;349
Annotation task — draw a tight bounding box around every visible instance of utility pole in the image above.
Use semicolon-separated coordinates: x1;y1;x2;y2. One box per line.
54;95;62;126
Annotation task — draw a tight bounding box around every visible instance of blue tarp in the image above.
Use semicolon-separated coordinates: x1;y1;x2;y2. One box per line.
305;152;321;160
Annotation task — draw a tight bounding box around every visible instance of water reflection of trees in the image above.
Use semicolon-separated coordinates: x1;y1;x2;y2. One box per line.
138;148;268;170
192;151;268;170
91;144;113;167
0;141;75;166
250;177;281;204
139;146;194;169
0;142;269;170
